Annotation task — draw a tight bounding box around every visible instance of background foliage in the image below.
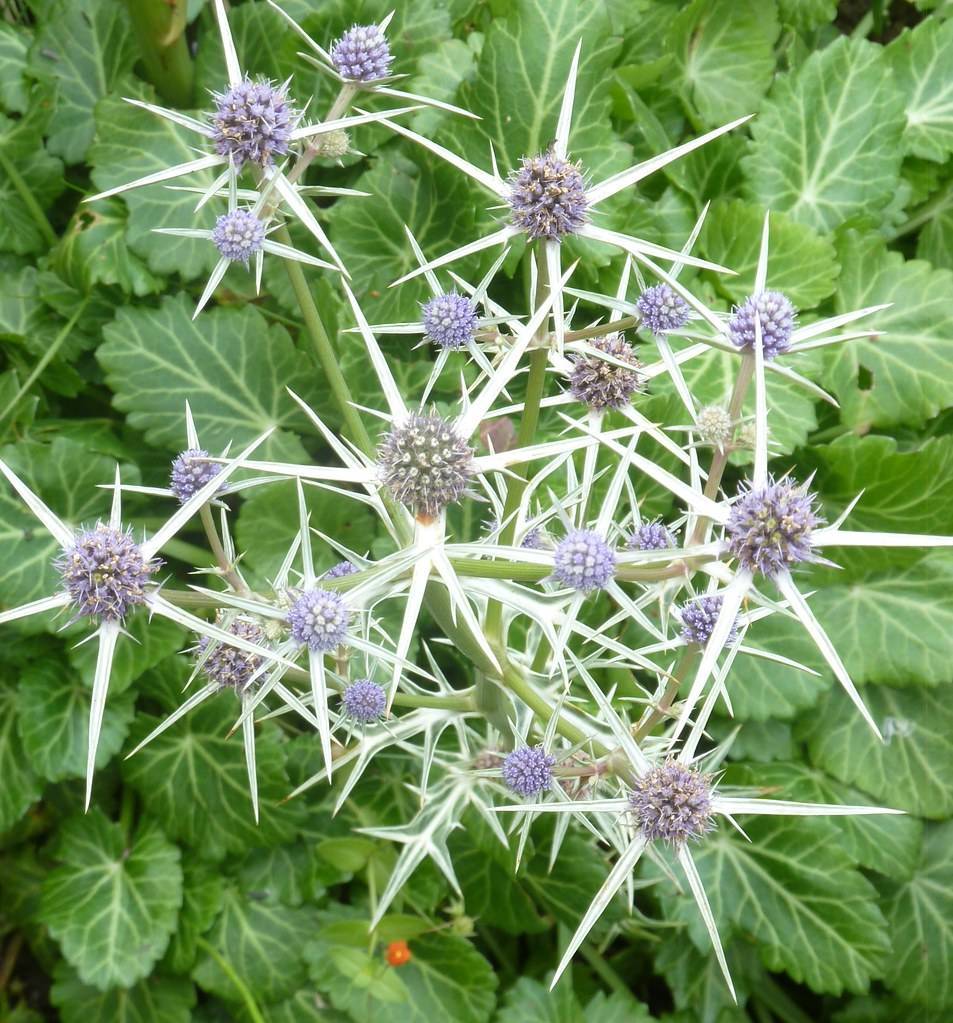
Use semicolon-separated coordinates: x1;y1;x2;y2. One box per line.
1;0;952;1020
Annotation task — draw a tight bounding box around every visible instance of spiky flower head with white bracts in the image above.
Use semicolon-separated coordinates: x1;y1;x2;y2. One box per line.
331;24;394;82
325;560;359;580
421;292;479;350
170;449;224;504
58;525;157;621
552;529;615;592
502;746;556;797
287;588;350;652
679;594;739;646
569;333;643;410
726;476;820;576
637;283;690;336
695;405;733;448
377;413;475;519
727;290;798;359
211;76;294;168
343;679;387;723
211;209;266;264
629;760;713;844
508;150;589;241
198;618;267;691
627;520;674;551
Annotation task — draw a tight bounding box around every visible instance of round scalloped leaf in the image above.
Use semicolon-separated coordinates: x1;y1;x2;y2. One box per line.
742;37;905;232
887;19;953;163
40;809;183;990
0;682;41;831
50;963;195;1023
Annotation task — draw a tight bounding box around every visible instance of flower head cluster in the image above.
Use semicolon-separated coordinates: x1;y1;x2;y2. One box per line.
58;525;156;621
629;761;713;844
508;150;588;240
695;405;733;447
212;210;266;263
287;588;349;651
325;560;359;580
727;291;797;359
170;449;222;503
331;24;393;81
727;477;820;576
198;618;266;691
377;414;474;518
211;77;293;168
637;284;690;335
343;679;387;723
628;521;674;551
680;595;739;646
502;746;555;797
553;530;615;591
421;292;478;350
569;334;643;410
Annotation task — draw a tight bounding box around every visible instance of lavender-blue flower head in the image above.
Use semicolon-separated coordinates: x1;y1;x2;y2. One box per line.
629;761;713;844
553;529;615;592
331;25;393;82
727;291;798;359
378;414;474;519
421;292;478;350
212;209;265;264
58;525;157;621
342;679;386;723
726;477;820;576
521;527;545;550
508;150;588;240
627;520;674;551
637;284;690;336
198;618;266;691
211;77;293;168
679;595;739;646
569;333;643;410
325;560;359;580
287;588;349;651
502;746;556;797
170;448;223;503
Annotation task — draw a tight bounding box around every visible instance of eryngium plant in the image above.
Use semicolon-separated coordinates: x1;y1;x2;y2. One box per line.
4;2;951;1010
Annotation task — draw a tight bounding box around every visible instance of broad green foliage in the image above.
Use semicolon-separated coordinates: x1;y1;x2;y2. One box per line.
2;0;953;1021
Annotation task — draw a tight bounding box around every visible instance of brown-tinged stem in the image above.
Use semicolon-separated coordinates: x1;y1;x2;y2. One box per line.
564;315;638;343
632;648;699;741
200;504;248;594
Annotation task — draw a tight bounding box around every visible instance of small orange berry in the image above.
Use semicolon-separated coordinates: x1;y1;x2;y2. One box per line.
386;939;412;967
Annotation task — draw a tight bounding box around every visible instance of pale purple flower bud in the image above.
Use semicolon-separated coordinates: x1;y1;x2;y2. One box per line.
637;284;689;335
325;560;359;580
502;746;555;797
58;525;157;621
212;209;265;264
287;588;349;651
170;448;222;503
422;292;478;350
628;521;674;551
211;77;293;168
331;25;393;82
508;150;588;240
553;529;615;591
198;618;266;691
569;333;643;410
726;477;820;576
342;679;386;723
629;761;713;844
377;414;474;519
727;291;798;359
679;595;739;646
521;527;544;550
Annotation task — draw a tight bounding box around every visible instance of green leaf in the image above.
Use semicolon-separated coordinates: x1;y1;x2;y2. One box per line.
496;977;653;1023
89;83;218;280
98;294;320;462
887;19;953;163
668;0;780;127
699;200;839;308
0;682;41;831
916;196;953;269
742;37;905;232
193;887;316;1005
882;821;953;1009
122;661;305;861
40;809;183;990
239;842;324;907
801;683;953;819
55;199;163;296
166;860;225;974
0;22;31;114
824;230;953;427
17;656;135;782
650;816;889;995
776;0;837;31
408;34;483;138
0;437;123;610
50;963;196;1023
655;935;759;1023
27;0;137;164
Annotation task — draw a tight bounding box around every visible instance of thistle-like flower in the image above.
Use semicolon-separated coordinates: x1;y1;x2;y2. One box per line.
198;618;266;690
695;405;733;448
637;284;690;336
331;24;394;82
170;448;223;503
507;150;588;240
421;292;479;350
552;529;616;592
628;521;674;551
501;746;556;797
325;560;359;580
211;76;293;168
726;477;820;576
727;291;798;359
343;679;387;723
58;526;157;621
628;760;713;844
569;333;643;410
679;595;739;646
287;588;350;651
211;209;266;263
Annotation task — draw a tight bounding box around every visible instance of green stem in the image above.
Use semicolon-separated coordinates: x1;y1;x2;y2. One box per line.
0;146;56;247
286;84;358;186
196;937;267;1023
200;504;248;594
278;224;374;456
161;537;218;569
502;661;606;751
123;0;193;107
564;315;638;343
632;649;698;741
578;943;630;997
0;299;88;435
887;178;953;241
